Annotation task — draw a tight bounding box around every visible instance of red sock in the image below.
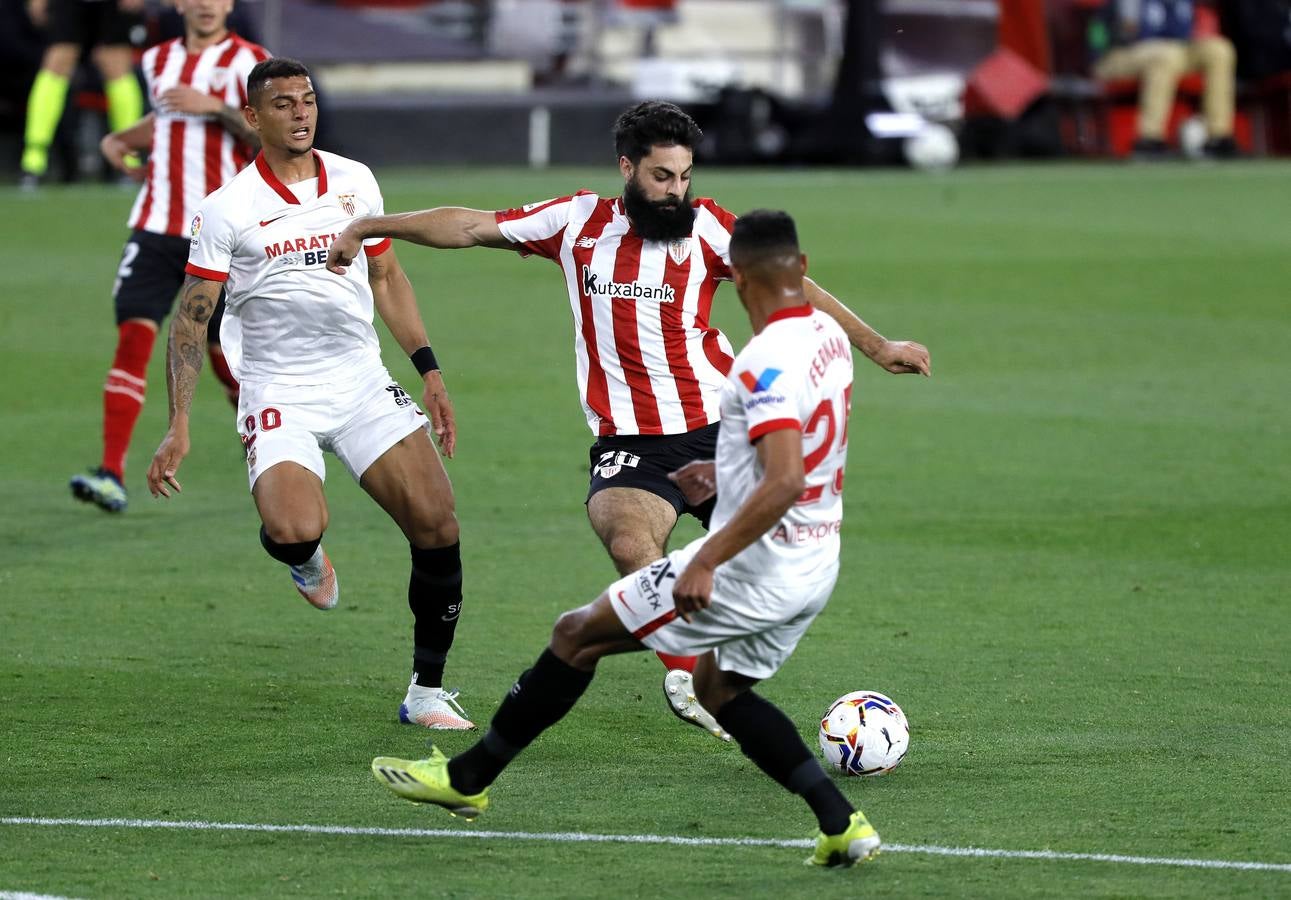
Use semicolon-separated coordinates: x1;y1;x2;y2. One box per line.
656;652;697;673
101;320;157;480
207;344;239;406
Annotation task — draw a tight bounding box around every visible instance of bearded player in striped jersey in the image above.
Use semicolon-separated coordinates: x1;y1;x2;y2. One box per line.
70;0;268;513
373;210;884;868
326;102;930;739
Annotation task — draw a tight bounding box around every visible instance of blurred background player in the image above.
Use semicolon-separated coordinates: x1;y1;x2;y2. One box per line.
20;0;145;188
326;99;930;741
69;0;266;513
373;209;883;869
1090;0;1238;159
148;57;474;731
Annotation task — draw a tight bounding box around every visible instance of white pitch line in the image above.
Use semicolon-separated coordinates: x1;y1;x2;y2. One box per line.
0;892;84;900
3;817;1289;874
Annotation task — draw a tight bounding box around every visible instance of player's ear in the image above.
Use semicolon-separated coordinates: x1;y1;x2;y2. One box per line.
618;156;633;182
243;104;258;130
799;253;808;275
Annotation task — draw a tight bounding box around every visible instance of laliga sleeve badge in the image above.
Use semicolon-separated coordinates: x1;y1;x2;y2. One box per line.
190;213;202;245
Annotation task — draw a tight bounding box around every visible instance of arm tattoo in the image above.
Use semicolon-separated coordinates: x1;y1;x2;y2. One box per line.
166;276;220;420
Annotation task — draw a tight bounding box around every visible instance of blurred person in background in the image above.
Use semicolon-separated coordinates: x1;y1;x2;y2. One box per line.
1090;0;1238;159
69;0;267;513
20;0;146;187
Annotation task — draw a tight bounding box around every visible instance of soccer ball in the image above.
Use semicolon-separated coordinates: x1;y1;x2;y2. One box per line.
818;691;910;776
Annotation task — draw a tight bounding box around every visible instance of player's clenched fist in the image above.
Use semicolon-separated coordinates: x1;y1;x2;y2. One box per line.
147;427;190;498
325;227;363;274
671;559;715;622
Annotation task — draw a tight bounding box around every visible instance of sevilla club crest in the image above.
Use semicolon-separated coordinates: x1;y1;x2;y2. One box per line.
338;193;357;216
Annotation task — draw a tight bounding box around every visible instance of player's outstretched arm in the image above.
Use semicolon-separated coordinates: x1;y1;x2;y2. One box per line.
147;275;217;498
326;208;511;274
803;277;931;376
368;248;456;458
671;429;805;620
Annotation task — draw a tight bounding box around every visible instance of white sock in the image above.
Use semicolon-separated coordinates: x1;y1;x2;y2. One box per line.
406;681;442;700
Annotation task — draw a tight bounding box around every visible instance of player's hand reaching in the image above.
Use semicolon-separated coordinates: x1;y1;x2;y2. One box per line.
100;133;145;181
147;426;191;498
672;559;715;622
326;227;364;274
874;339;931;376
421;371;456;458
668;459;716;506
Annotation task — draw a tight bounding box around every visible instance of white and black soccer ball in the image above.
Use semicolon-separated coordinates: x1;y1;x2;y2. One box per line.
818;690;910;776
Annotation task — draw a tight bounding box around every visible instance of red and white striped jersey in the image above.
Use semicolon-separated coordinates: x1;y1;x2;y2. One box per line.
128;33;269;237
495;192;738;437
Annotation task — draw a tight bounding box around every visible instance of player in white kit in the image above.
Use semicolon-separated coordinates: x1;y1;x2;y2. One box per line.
146;58;474;731
372;210;882;869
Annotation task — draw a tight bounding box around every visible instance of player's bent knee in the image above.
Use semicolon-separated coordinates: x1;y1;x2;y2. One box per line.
550;609;601;665
407;510;459;549
607;532;661;574
261;520;325;545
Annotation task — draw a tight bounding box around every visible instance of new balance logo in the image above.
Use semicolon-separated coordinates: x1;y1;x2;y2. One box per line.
574;236;598;248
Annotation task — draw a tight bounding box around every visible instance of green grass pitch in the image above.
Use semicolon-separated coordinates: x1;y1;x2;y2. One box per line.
1;162;1289;898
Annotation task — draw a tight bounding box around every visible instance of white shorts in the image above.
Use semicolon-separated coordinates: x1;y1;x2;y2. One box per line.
236;366;428;489
607;536;838;680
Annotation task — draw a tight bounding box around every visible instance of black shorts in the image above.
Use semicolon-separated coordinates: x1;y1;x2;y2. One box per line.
112;229;224;343
45;0;144;48
587;422;720;528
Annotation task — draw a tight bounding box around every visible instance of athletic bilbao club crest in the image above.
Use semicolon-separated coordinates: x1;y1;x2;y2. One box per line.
210;68;229;92
668;238;691;265
338;193;357;216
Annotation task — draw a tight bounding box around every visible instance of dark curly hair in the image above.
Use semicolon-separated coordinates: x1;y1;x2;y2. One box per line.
613;101;703;163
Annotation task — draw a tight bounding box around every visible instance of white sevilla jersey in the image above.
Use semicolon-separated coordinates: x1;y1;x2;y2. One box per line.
185;149;393;385
128;33;269;237
495;192;737;437
712;305;854;585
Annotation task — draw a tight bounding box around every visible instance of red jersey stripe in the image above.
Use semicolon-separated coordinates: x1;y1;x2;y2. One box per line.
167;51;202;235
697;235;734;377
609;231;662;433
658;249;708;431
573;203;616;435
363;238;392;257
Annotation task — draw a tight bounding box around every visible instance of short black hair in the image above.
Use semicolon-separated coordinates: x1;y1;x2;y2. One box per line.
729;209;800;268
613;101;703;164
247;57;311;108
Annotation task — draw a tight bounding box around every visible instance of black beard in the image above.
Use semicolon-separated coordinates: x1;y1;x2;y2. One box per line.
623;179;695;243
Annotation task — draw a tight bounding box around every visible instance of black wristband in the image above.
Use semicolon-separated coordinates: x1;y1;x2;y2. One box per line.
411;346;440;375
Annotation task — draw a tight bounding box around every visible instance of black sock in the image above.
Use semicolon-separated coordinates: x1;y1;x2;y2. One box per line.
716;691;854;835
259;525;320;567
448;648;594;794
409;542;463;687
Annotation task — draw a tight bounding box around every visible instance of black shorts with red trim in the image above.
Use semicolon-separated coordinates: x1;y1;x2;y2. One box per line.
112;229;224;343
586;422;719;528
45;0;144;48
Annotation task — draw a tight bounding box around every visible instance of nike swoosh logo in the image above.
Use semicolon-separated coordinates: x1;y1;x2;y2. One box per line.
259;215;287;227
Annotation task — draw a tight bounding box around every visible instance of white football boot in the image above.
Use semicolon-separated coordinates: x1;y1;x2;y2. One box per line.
400;684;476;730
289;546;338;610
663;669;732;742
